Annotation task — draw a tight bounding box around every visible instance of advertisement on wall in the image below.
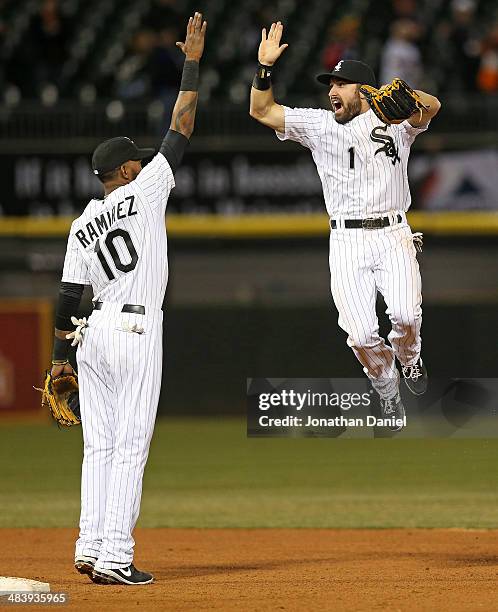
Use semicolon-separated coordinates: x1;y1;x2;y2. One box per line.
2;149;497;216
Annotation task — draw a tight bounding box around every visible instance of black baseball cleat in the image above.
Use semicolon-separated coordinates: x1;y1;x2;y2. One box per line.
91;564;154;585
380;391;406;432
402;358;428;395
75;555;97;577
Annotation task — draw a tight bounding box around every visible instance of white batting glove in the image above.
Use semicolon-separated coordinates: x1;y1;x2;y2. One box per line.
120;322;145;334
66;316;88;346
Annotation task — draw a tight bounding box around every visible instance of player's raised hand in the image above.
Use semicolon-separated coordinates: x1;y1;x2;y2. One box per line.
176;11;207;61
258;21;288;66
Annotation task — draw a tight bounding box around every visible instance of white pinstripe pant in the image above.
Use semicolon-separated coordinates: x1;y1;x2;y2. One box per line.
329;222;422;399
74;303;163;570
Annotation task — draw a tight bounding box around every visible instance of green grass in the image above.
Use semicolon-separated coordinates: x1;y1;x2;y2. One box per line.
1;418;498;528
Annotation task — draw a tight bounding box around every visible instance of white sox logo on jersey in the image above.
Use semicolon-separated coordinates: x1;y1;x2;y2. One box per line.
370;125;400;165
276;105;429;216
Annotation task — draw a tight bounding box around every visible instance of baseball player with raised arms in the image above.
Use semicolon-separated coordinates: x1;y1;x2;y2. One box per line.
249;22;441;429
48;12;207;584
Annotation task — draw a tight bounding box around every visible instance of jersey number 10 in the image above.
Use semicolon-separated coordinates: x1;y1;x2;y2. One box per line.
95;229;138;281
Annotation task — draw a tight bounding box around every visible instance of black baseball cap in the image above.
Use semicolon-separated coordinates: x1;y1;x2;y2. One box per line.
92;136;155;176
316;60;376;87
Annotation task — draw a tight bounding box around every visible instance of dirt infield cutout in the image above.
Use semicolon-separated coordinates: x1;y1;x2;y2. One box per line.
1;528;497;611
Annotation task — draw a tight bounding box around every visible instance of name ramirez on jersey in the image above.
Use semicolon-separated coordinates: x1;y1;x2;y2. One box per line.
75;196;138;248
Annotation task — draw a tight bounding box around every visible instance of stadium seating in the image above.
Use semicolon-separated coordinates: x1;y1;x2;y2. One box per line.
2;0;495;104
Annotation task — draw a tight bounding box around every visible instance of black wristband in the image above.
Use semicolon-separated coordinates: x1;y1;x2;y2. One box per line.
252;63;273;91
180;60;199;92
52;335;71;362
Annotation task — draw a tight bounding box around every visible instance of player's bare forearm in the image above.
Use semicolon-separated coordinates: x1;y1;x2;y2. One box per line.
171;12;206;139
409;90;441;127
249;83;274;116
249;86;284;132
170;90;198;139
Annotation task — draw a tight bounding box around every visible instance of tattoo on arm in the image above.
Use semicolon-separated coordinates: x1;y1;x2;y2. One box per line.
171;93;198;139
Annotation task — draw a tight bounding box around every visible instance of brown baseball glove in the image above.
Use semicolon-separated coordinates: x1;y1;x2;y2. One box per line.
360;78;429;124
36;371;81;428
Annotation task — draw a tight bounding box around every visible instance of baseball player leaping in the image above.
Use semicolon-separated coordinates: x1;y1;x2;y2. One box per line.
249;22;441;431
49;13;207;585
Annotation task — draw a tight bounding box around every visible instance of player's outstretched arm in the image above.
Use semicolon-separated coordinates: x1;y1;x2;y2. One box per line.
408;90;441;127
249;21;287;132
156;12;206;174
171;11;206;139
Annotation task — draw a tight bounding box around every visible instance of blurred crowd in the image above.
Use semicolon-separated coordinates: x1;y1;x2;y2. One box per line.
382;0;498;93
0;0;183;105
325;0;498;93
0;0;497;105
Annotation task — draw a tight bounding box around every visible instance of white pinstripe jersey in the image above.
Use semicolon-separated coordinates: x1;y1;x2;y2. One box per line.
276;107;429;218
61;152;175;308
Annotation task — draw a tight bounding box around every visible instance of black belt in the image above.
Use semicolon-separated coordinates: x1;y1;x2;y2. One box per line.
93;302;145;315
330;214;402;230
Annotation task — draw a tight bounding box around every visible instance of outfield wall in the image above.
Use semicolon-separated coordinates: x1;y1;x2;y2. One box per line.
0;218;495;417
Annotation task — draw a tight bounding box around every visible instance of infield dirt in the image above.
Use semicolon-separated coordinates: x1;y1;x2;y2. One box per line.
1;528;497;611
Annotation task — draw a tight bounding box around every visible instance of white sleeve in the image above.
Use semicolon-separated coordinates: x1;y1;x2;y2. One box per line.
134;152;176;212
275;107;324;150
397;119;430;147
61;230;91;285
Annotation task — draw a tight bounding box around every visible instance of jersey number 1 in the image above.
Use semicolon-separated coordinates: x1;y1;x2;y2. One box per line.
348;146;355;169
96;229;138;281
